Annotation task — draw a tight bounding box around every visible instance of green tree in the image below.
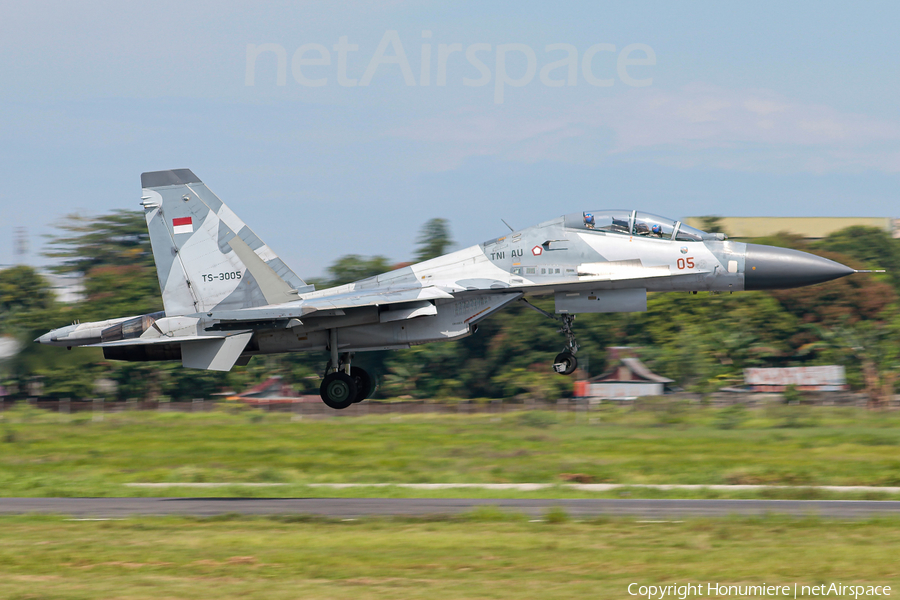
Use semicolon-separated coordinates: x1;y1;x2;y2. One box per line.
770;252;895;328
0;210;164;398
0;266;102;397
414;218;454;262
36;363;104;400
321;255;393;288
0;266;54;332
800;318;900;408
43;210;162;321
813;226;900;291
43;210;156;274
746;231;808;249
494;367;570;402
14;213;900;405
382;342;467;398
80;264;163;320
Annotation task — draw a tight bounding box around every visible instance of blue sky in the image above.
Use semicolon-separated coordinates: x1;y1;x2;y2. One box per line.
1;1;898;278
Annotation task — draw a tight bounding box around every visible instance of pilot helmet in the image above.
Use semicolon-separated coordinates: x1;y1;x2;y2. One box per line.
584;213;595;224
651;224;662;234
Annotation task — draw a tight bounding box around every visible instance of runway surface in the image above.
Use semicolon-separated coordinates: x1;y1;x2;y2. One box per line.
1;498;899;518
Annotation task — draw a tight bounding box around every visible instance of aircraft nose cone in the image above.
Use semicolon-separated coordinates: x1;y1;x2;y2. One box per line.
744;244;855;290
35;333;50;344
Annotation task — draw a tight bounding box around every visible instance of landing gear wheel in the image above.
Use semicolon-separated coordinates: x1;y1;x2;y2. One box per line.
320;372;358;410
518;299;582;376
553;351;578;376
349;366;373;403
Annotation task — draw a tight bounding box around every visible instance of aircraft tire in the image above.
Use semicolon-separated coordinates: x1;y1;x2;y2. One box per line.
320;372;358;410
350;367;373;403
553;351;578;376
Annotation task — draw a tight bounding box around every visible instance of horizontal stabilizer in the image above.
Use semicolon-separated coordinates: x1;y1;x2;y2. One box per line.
91;331;254;372
181;332;253;371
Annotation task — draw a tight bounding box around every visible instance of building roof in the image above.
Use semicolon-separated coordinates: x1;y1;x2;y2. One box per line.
621;358;674;383
590;356;673;384
682;217;896;240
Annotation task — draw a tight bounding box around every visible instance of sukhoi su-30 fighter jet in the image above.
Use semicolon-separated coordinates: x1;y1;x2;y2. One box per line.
38;169;860;409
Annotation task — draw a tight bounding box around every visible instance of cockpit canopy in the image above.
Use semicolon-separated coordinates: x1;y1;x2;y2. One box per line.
568;210;722;242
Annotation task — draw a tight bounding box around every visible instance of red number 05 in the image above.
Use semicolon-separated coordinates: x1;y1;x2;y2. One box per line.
677;257;695;270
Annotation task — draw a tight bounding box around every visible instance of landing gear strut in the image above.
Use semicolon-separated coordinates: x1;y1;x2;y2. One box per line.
552;314;579;375
320;329;375;409
520;299;580;376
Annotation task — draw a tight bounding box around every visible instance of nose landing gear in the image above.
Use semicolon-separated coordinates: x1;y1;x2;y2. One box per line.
519;299;580;376
552;351;578;375
552;314;579;375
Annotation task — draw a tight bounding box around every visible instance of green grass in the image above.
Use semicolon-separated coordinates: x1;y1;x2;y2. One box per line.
0;514;898;599
1;404;899;497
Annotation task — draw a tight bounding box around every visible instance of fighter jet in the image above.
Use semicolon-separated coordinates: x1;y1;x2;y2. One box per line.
38;169;859;409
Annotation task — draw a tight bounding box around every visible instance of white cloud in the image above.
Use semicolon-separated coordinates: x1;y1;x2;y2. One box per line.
387;84;900;174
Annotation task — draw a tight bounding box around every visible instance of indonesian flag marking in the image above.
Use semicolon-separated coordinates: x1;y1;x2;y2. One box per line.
532;245;543;256
173;217;193;235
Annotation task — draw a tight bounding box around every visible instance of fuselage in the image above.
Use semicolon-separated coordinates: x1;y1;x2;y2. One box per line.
38;209;854;360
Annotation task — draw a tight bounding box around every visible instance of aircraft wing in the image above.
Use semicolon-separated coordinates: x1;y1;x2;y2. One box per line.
208;285;455;322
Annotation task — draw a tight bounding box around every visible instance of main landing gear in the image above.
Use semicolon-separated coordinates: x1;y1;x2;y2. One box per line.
320;329;374;410
520;299;580;376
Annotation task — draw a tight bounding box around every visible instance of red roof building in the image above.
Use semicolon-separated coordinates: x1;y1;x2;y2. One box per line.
579;347;673;399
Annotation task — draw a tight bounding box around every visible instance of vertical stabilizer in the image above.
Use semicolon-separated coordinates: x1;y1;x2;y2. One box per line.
141;169;312;316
